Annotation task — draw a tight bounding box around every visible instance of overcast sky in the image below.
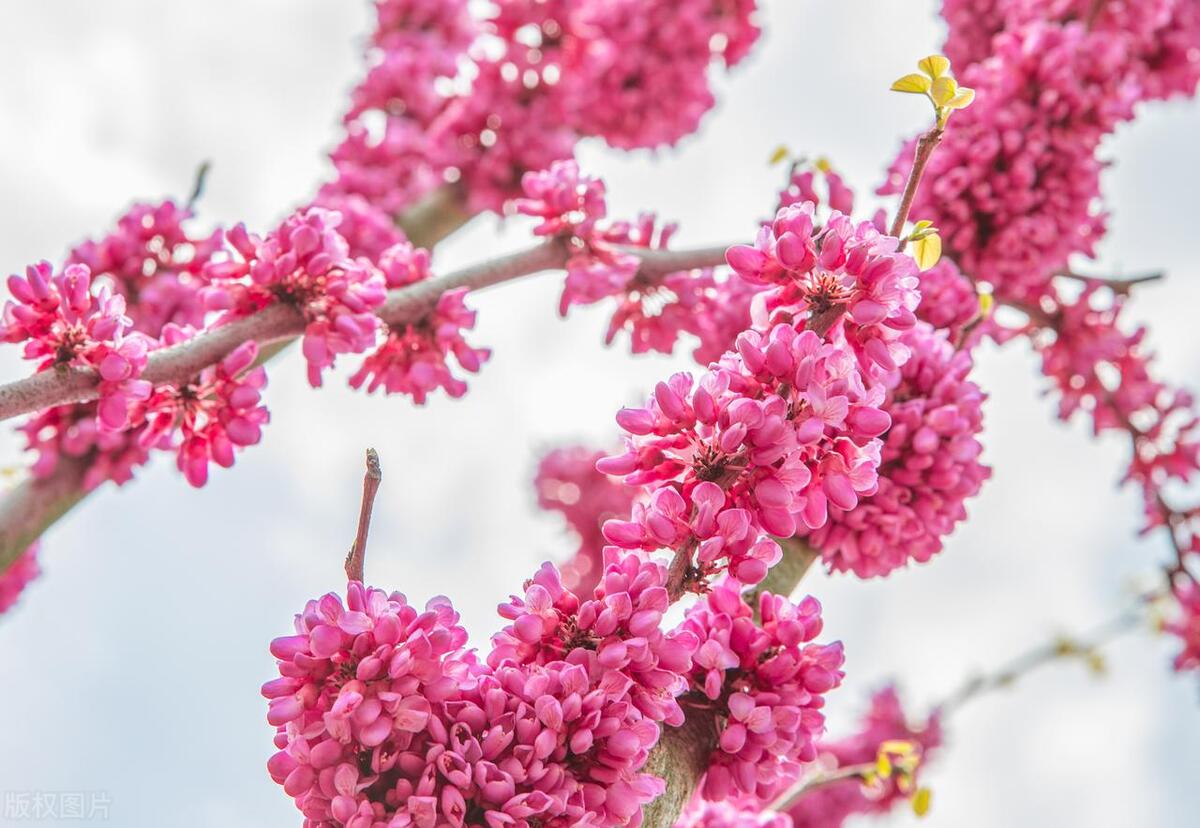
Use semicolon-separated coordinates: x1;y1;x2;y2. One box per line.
1;2;1199;826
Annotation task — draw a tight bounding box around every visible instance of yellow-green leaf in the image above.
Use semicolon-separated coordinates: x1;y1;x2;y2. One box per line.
930;76;959;106
879;740;916;756
947;86;976;109
978;292;995;317
913;787;933;817
769;145;791;166
912;232;942;270
891;73;932;94
815;156;832;173
918;55;951;79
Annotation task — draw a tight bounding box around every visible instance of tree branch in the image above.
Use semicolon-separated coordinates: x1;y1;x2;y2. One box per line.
0;455;90;571
0;238;732;569
0;241;732;424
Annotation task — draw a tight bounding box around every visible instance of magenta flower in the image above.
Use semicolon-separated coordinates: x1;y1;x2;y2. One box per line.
1;261;152;431
680;585;844;802
802;323;990;578
138;329;269;488
534;445;638;595
203;209;387;387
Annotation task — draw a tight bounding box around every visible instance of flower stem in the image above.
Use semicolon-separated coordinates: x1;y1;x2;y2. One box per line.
890;125;944;244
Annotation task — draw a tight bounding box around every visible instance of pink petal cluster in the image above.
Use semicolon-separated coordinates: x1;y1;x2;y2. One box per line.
68;200;222;335
349;241;490;404
600;214;758;365
266;550;700;827
17;401;151;490
311;194;411;262
679;585;844;801
0;545;40;615
534;446;638;595
802;324;990;578
203;209;387;387
776;164;854;218
322;0;762;217
912;259;983;344
599;322;893;589
726;204;920;377
785;686;941;828
941;0;1200;102
1;261;151;430
1165;580;1200;673
139;331;269;487
263;582;476;826
486;554;700;822
557;0;761;150
674;799;793;828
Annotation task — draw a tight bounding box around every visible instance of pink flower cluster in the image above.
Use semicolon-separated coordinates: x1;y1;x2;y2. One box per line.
941;0;1200;102
785;686;941;828
266;549;703;827
802;324;990;578
263;582;475;826
140;333;269;487
601;214;758;365
68;199;223;335
322;0;763;217
674;800;793;828
203;209;387;387
0;545;40;615
726;204;920;376
680;585;844;802
1165;580;1200;673
348;242;489;404
2;261;151;431
534;446;638;596
599;323;894;590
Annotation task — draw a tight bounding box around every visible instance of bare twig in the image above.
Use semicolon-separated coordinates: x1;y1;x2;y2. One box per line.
344;448;382;583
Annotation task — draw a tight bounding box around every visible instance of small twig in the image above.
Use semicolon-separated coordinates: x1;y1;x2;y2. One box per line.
935;599;1151;716
186;160;212;212
344;448;382;583
890;125;945;244
1058;269;1165;294
770;761;877;812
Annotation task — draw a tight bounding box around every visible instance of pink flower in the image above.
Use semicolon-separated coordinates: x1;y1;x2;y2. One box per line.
600;323;892;589
349;288;490;404
1165;579;1200;674
68;200;222;336
1;261;152;431
534;445;638;595
726;204;920;378
138;330;269;488
203;209;387;387
680;585;844;802
802;324;990;578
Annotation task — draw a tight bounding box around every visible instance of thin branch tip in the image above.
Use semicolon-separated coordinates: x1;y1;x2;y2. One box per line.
345;448;383;583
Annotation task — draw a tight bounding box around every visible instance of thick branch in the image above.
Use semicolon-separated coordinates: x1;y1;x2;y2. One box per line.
0;242;730;424
0;455;90;570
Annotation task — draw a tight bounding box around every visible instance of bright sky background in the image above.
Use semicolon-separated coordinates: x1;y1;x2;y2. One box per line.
1;2;1199;826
